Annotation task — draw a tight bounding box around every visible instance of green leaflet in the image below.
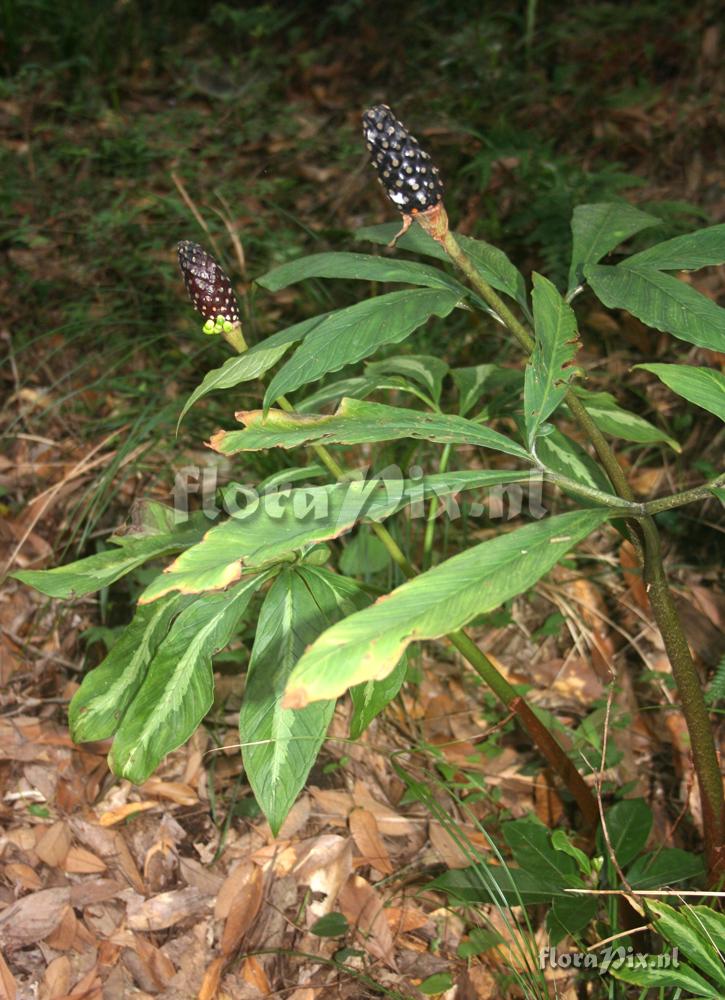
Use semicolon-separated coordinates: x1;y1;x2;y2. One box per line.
210;397;529;461
349;655;407;739
567;201;661;294
624;223;725;271
177;312;333;426
586;263;725;352
596;799;652;869
568;389;681;451
365;354;449;404
284;508;609;706
110;573;269;784
70;593;189;742
635;363;725;423
611;899;725;995
536;428;613;494
138;470;534;603
451;364;523;417
12;511;208;599
355;223;528;310
264;287;461;409
524;274;579;451
240;566;368;833
256;251;466;296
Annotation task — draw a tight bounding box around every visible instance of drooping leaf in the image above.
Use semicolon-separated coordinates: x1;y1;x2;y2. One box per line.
365;355;449;404
139;470;534;603
256;251;465;295
13;513;208;599
451;364;523;417
264;288;461;410
624;223;725;272
296;374;418;411
177;313;333;426
635;364;725;423
240;567;368;834
284;509;609;706
209;397;529;461
524;273;579;450
110;573;269;784
536;428;613;494
568;389;681;450
586;263;725;352
568;202;661;293
69;593;189;742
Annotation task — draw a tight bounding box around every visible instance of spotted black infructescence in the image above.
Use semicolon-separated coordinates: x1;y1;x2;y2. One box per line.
362;105;443;215
177;241;240;326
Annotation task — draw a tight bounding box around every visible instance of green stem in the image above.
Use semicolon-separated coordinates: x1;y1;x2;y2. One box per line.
441;229;637;502
562;392;636;503
422;442;451;569
370;520;417;579
221;322;248;354
643;474;725;515
542;470;725;517
448;629;600;828
640;517;725;866
540;469;639;513
432;221;725;875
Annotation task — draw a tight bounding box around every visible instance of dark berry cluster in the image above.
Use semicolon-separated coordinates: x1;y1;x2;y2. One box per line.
177;241;240;331
362;105;443;215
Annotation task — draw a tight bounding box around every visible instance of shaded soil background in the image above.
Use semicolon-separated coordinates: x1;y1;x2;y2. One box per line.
1;2;724;998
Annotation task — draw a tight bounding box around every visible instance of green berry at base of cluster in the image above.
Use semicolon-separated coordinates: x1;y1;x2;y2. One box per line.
202;315;236;336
